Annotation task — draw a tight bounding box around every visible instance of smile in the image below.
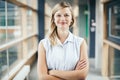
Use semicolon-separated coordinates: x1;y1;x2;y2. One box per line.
60;22;66;25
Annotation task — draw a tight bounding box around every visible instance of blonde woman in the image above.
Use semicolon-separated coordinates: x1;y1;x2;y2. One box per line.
37;2;89;80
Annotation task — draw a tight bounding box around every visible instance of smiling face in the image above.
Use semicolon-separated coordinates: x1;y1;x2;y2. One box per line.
54;7;72;31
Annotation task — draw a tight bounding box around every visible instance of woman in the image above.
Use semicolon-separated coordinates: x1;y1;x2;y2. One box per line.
37;2;89;80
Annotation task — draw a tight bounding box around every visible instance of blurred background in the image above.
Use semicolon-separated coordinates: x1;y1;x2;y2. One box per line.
0;0;120;80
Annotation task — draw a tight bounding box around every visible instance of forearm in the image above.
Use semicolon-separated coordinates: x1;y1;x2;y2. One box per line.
39;74;63;80
50;70;79;80
49;69;88;80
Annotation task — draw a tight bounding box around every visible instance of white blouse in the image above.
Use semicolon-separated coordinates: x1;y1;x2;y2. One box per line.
40;32;84;71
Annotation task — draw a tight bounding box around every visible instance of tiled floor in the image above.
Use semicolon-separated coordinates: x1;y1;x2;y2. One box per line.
29;58;109;80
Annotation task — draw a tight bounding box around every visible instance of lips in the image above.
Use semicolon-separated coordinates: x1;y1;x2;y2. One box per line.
60;22;66;25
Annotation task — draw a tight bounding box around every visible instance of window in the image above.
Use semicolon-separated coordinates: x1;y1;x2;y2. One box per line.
27;9;33;35
109;47;120;79
0;0;38;79
0;1;21;45
0;43;22;79
107;0;120;44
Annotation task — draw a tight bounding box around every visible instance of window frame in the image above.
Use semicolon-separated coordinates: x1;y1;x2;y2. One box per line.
106;0;120;45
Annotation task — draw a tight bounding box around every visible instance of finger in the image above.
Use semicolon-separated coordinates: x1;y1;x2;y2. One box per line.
79;63;87;70
78;60;87;67
75;60;85;69
77;60;86;66
76;59;85;66
75;59;86;69
76;61;87;70
76;63;86;70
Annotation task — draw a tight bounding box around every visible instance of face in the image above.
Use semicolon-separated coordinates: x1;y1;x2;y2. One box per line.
54;7;72;31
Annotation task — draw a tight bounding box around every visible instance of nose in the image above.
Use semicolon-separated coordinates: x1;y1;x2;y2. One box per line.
60;15;66;21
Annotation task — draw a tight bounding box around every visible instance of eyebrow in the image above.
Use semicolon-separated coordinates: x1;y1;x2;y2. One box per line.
55;12;71;14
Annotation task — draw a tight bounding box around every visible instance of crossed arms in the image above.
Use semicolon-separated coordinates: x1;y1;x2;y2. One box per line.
37;40;89;80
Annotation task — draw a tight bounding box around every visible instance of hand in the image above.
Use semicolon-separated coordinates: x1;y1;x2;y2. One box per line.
75;59;87;70
49;70;65;80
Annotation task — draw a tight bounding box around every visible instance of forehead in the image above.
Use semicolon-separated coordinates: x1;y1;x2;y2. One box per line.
55;7;71;14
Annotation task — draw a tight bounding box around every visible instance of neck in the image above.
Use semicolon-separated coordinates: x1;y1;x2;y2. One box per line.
57;30;69;43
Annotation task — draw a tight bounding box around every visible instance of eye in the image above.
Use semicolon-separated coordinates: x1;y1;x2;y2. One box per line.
56;14;61;17
64;14;70;17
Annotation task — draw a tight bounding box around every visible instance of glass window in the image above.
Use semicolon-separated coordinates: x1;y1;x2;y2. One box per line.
107;0;120;44
0;50;7;79
27;37;38;54
8;47;18;65
26;0;32;7
7;2;21;42
109;47;120;79
0;1;5;26
109;4;120;38
0;15;6;26
0;29;6;45
27;38;33;53
7;3;21;26
8;43;22;66
0;1;6;45
0;1;22;45
0;43;22;79
27;9;33;35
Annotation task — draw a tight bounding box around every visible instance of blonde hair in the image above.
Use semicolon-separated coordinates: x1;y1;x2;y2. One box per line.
49;2;74;46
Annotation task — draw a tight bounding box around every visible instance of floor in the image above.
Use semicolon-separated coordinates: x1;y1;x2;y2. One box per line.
86;59;109;80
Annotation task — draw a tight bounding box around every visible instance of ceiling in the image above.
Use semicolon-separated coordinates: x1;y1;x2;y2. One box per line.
45;0;88;8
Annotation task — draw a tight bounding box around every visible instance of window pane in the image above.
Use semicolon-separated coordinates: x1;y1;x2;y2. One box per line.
27;10;33;35
0;29;6;45
7;3;21;42
8;43;22;66
0;15;6;26
26;0;32;7
110;4;120;39
0;43;22;79
7;3;21;26
0;1;6;45
27;38;33;53
27;37;38;54
0;50;7;79
0;1;6;26
109;47;120;78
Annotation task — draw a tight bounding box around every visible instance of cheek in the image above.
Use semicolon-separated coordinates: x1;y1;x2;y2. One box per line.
54;17;57;24
54;19;60;24
68;19;72;24
54;20;58;25
53;17;57;23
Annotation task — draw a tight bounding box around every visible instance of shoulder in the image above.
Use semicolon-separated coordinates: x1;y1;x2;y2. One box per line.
72;34;84;45
39;38;48;42
39;38;50;45
38;38;51;51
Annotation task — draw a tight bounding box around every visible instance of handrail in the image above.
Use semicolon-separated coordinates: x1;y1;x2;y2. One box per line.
103;39;120;50
2;49;37;80
13;65;30;80
7;0;37;12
